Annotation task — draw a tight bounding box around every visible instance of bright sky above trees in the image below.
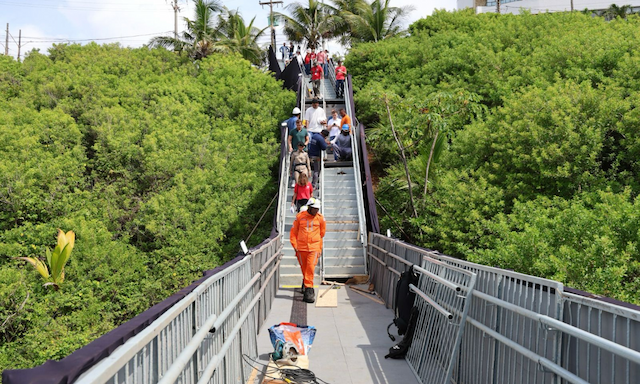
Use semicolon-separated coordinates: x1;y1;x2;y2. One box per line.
1;0;455;59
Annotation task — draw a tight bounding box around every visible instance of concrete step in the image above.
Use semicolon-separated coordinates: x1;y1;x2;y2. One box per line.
323;247;364;258
282;247;364;258
285;215;358;225
323;230;359;240
284;222;359;232
323;239;363;248
327;222;359;231
279;271;322;287
324;265;366;277
324;255;365;267
325;206;359;215
324;186;357;194
322;200;358;209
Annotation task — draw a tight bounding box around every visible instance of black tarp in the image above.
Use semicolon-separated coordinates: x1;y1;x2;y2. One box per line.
268;45;282;79
267;44;301;92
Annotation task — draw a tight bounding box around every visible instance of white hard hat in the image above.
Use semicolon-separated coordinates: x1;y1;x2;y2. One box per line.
292;107;301;115
306;198;321;209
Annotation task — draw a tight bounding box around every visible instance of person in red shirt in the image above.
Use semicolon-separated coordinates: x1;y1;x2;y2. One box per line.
335;60;347;98
311;61;323;98
304;49;312;75
291;172;313;212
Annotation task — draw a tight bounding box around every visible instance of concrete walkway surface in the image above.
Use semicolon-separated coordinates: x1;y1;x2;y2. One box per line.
252;284;419;384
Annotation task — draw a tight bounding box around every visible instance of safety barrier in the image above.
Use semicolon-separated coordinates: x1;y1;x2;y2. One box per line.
344;76;368;273
76;236;282;384
368;232;640;384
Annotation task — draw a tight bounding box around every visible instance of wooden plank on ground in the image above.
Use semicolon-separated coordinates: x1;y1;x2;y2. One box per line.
261;355;310;384
315;287;338;307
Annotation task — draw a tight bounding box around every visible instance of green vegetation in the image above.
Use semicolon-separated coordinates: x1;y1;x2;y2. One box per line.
278;0;413;48
348;9;640;304
0;44;294;371
18;230;75;290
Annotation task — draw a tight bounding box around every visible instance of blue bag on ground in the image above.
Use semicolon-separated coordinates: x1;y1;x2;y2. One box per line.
268;322;316;355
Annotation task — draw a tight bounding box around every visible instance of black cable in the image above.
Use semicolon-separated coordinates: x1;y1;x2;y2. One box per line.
242;353;332;384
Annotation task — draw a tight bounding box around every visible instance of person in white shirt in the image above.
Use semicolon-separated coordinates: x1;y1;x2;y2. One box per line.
326;109;341;141
304;98;327;134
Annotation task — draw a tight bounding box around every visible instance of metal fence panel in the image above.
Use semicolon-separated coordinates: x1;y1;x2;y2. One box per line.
367;233;640;384
77;236;282;384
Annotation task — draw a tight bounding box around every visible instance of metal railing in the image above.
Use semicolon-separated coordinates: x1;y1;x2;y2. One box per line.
344;78;368;273
77;237;282;384
320;148;325;281
367;232;640;384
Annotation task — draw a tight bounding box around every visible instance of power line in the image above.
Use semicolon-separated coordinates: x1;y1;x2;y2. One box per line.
16;31;173;45
0;0;172;12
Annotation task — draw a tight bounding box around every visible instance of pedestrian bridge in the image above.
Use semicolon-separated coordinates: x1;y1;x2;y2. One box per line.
4;49;640;384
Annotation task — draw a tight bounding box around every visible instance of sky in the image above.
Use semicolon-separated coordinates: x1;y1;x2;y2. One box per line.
1;0;457;60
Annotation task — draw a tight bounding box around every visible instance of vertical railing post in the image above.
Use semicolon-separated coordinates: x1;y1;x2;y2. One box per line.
491;275;504;384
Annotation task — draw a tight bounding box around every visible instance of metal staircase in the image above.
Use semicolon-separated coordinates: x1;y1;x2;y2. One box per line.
277;65;367;286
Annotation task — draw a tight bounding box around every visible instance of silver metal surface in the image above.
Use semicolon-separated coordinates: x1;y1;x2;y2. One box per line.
77;237;282;384
367;232;640;384
343;78;368;273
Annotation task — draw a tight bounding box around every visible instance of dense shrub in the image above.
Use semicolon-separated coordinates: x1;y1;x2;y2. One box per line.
348;10;640;304
0;43;294;371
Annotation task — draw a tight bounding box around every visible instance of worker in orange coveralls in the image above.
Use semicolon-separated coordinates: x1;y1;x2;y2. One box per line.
290;197;326;303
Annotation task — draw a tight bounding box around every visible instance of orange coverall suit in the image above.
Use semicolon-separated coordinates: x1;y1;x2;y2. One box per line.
290;211;326;288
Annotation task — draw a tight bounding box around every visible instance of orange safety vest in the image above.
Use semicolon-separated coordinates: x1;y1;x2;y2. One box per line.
290;211;326;252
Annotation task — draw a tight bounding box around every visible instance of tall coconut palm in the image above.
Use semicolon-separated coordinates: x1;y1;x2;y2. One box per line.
215;8;268;65
345;0;414;44
149;0;222;59
602;4;632;20
277;0;338;49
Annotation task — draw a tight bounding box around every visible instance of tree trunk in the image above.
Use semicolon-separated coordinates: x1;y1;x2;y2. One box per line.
424;129;439;197
384;98;418;218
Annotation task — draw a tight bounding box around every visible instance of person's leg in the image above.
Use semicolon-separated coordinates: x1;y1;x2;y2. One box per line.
301;250;319;288
296;198;308;212
311;156;320;188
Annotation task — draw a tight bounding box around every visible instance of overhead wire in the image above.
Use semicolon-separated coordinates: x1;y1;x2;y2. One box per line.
0;0;172;12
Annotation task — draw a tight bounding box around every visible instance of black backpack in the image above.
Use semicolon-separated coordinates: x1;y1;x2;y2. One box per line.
385;306;419;359
386;267;419;341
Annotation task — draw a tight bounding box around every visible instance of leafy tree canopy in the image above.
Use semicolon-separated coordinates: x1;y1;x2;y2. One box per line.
347;9;640;304
0;43;294;371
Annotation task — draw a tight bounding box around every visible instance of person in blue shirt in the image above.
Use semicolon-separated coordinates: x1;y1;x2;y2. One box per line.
286;107;301;132
279;43;290;60
333;124;352;161
308;129;329;188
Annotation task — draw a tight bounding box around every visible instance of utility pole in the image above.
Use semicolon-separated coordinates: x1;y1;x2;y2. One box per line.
17;29;21;62
172;0;180;39
5;23;8;56
259;0;283;49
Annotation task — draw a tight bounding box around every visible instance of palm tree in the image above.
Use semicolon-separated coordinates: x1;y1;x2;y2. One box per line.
344;0;414;44
149;0;222;59
215;8;267;65
602;4;632;20
277;0;338;49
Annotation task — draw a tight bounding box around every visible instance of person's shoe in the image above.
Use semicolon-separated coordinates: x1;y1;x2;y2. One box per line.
291;180;295;188
300;280;305;293
303;287;315;303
